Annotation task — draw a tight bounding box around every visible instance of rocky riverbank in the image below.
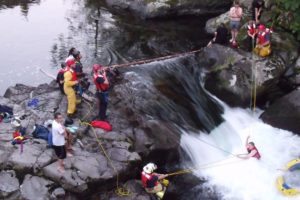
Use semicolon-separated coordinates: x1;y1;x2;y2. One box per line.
0;76;183;199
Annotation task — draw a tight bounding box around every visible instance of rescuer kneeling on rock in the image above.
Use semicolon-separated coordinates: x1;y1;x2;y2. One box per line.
141;163;169;199
253;24;272;57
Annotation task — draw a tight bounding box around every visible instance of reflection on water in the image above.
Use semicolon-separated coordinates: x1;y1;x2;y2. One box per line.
0;0;40;16
0;0;211;94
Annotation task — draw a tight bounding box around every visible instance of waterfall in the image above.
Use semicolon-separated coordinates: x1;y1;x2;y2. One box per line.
181;102;300;200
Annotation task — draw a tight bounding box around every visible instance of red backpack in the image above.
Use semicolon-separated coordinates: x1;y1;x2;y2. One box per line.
90;120;112;131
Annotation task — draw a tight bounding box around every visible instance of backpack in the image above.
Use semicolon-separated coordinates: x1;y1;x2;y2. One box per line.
31;124;50;141
90;120;112;131
0;105;13;116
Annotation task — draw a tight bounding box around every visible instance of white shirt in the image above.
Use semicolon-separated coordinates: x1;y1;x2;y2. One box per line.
52;120;65;146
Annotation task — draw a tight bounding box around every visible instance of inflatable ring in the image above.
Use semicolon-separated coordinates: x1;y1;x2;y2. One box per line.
276;159;300;196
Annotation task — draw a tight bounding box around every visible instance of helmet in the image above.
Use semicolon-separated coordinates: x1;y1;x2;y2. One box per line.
258;24;265;31
143;163;157;174
66;59;76;67
93;64;102;73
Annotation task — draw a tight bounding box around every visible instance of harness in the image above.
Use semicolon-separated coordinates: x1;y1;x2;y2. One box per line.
141;171;157;188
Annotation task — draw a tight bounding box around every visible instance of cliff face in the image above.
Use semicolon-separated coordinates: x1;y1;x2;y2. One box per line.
105;0;232;19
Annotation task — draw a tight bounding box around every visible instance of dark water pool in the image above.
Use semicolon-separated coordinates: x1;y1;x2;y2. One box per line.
0;0;211;94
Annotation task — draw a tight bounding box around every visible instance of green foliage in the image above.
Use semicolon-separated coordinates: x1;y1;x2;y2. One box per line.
275;0;300;40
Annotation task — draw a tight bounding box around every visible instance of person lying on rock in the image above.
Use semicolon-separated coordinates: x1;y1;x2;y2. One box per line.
52;112;72;173
141;163;169;199
237;135;261;159
207;23;228;47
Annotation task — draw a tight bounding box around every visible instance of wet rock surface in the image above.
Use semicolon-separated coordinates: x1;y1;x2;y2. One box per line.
260;90;300;134
106;0;232;19
200;44;292;107
0;74;183;199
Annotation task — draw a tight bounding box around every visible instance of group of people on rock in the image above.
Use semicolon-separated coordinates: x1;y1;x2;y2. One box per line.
56;47;110;120
51;48;113;172
208;0;272;57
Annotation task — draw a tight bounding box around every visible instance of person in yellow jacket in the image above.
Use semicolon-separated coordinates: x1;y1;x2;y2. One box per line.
64;59;78;117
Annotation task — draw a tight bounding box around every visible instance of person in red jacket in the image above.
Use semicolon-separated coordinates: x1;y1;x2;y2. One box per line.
93;64;110;120
247;20;257;52
141;163;169;199
237;135;261;160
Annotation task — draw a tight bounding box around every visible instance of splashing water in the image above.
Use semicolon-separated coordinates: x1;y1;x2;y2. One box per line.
181;103;300;200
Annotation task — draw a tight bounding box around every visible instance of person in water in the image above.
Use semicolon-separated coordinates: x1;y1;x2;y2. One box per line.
237;135;261;159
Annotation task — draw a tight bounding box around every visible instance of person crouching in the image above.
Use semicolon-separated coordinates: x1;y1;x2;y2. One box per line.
141;163;169;199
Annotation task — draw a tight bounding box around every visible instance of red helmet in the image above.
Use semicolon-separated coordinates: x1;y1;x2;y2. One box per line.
258;24;266;31
93;64;102;73
66;59;76;67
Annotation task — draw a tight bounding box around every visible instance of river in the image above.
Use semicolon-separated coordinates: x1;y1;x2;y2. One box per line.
0;0;210;94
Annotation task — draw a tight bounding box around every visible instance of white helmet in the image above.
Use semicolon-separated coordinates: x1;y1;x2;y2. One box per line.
143;163;157;174
11;117;21;127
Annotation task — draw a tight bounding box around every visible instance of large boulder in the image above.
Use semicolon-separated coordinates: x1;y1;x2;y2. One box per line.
201;44;287;107
260;90;300;134
0;170;21;200
106;0;232;19
20;174;55;200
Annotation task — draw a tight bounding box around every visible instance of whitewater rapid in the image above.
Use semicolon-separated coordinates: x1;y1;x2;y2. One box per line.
181;104;300;200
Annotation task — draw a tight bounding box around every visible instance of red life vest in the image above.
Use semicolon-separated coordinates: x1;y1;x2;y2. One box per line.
257;31;270;45
141;171;157;188
65;68;77;81
247;146;261;159
93;73;109;92
248;24;256;35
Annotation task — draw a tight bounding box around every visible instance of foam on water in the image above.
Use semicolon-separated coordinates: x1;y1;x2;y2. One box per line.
181;104;300;200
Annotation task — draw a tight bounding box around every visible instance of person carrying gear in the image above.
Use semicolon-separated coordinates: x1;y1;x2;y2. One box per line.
237;135;261;160
247;20;257;52
64;59;78;117
72;50;89;96
253;24;272;57
141;163;169;199
93;64;110;120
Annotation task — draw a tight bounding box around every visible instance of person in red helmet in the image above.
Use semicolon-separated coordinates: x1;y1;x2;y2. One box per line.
254;24;272;57
93;64;110;120
64;59;78;117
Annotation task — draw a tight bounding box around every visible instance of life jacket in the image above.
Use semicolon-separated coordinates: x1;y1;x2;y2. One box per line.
141;171;157;188
257;31;270;45
248;24;256;35
93;73;109;92
247;146;261;159
65;68;77;81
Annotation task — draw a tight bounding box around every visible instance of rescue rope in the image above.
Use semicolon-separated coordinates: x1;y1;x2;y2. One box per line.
108;49;202;69
167;157;244;177
79;99;132;197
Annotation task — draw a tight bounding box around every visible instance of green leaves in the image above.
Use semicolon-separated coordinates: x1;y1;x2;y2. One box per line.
276;0;300;40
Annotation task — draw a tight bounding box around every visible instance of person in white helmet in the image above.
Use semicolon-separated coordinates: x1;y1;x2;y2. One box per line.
141;163;169;198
